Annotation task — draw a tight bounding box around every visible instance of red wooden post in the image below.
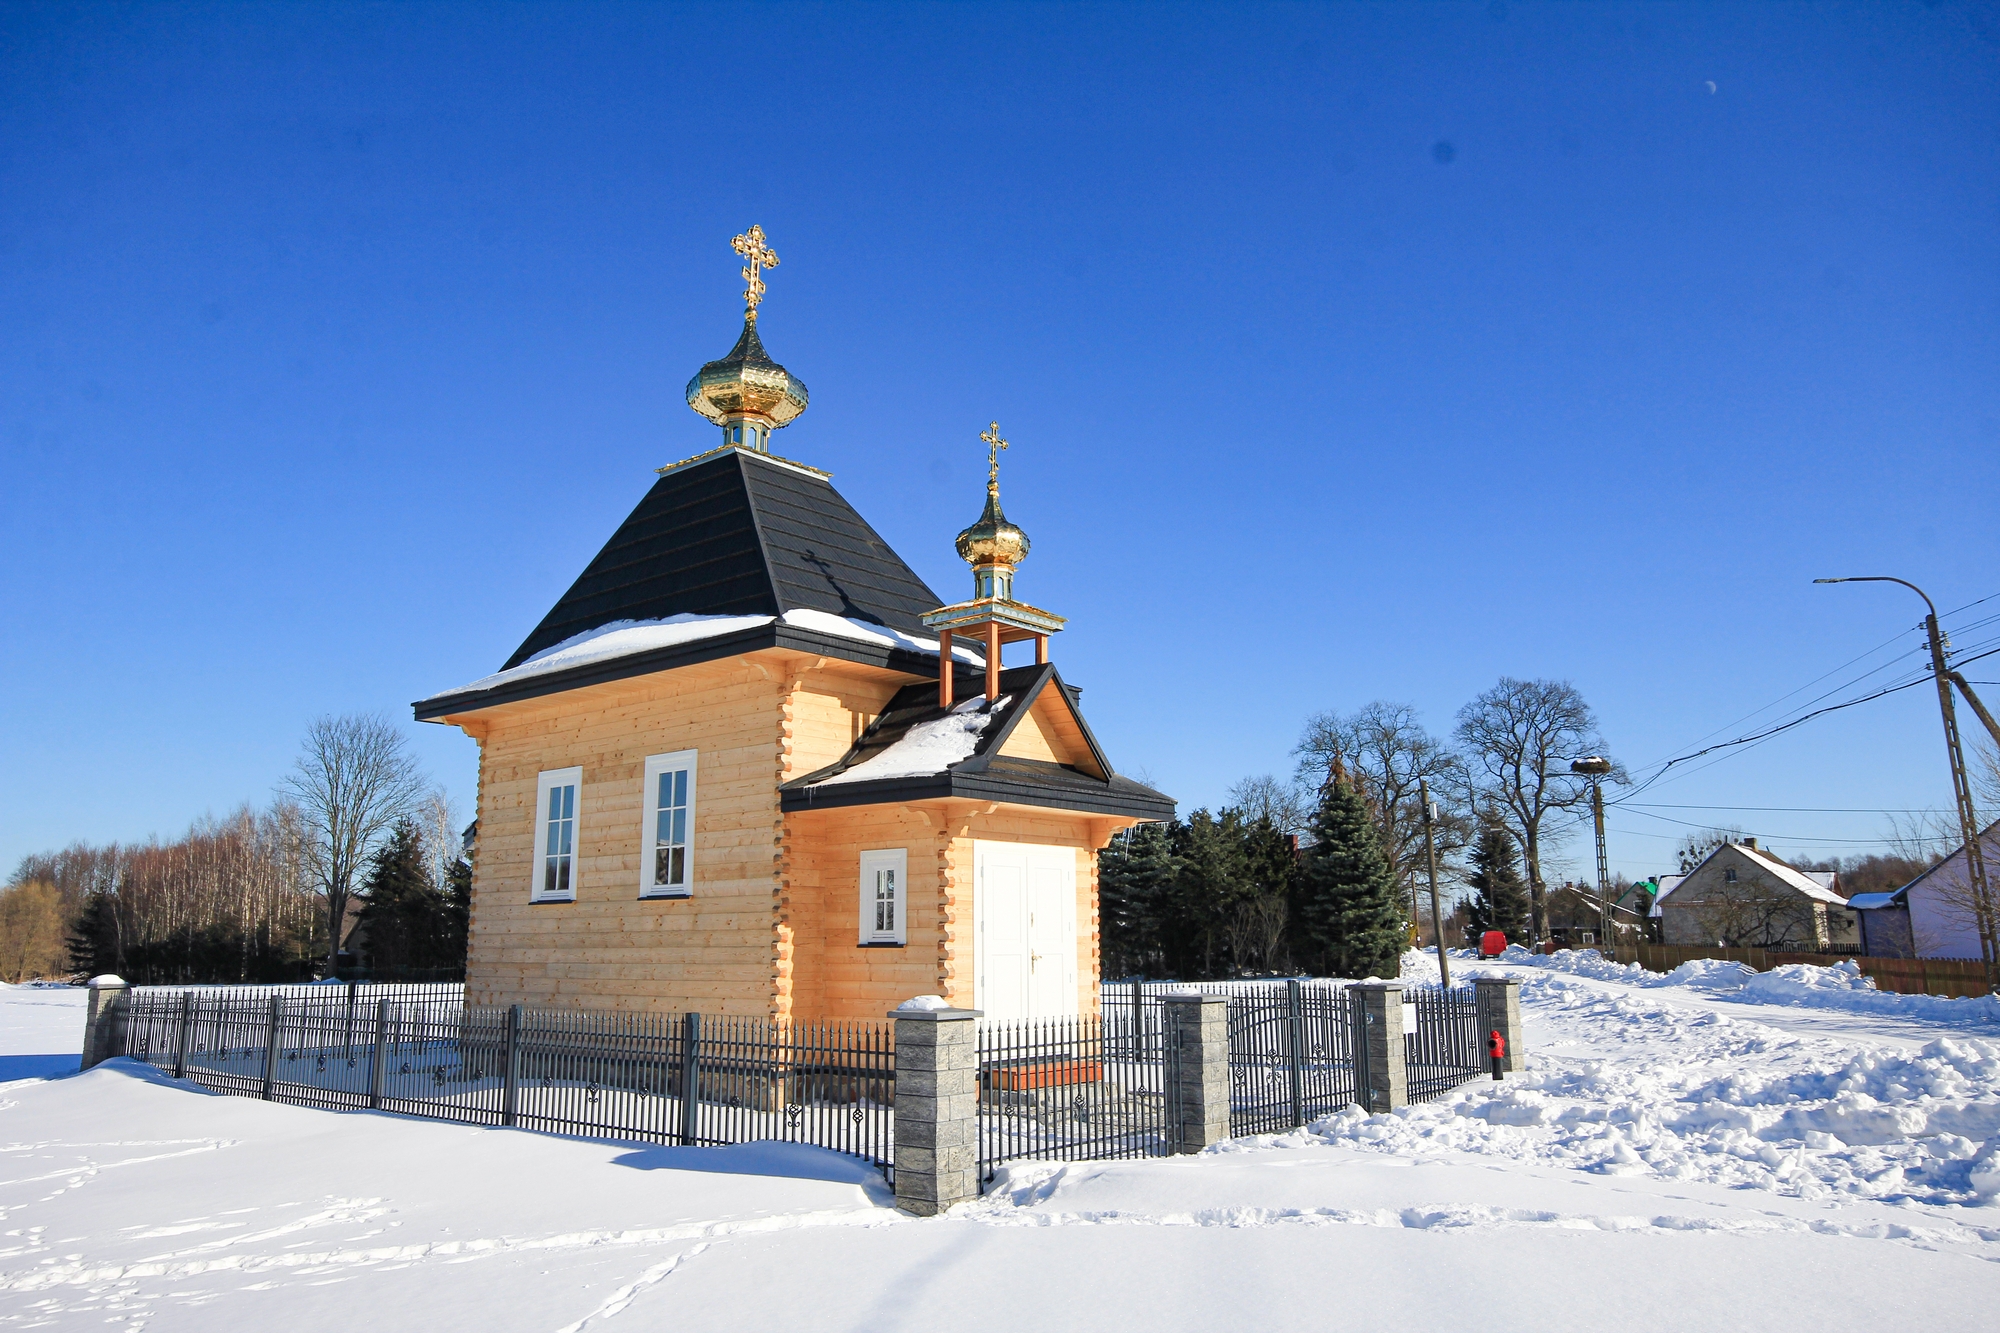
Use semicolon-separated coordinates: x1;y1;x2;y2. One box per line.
938;629;954;708
985;622;1001;702
1035;634;1048;664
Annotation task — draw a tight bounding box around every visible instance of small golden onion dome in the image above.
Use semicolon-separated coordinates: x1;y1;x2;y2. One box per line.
685;316;809;428
955;485;1030;569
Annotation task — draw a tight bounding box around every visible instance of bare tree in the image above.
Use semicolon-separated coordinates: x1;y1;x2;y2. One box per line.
1675;826;1747;873
1454;678;1619;949
1226;775;1312;838
281;714;429;977
1295;702;1472;894
1683;884;1820;950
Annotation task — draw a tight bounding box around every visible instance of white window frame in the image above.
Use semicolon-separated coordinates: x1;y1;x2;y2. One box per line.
532;766;583;903
858;848;908;946
639;749;698;899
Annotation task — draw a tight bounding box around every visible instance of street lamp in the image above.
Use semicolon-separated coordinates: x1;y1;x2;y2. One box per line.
1814;576;1997;987
1571;756;1615;952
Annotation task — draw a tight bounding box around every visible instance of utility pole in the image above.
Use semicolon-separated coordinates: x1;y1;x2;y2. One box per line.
1571;757;1615;953
1816;577;1997;990
1419;778;1450;987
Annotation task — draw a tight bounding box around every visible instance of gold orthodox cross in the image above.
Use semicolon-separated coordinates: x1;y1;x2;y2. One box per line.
732;225;779;314
981;422;1009;487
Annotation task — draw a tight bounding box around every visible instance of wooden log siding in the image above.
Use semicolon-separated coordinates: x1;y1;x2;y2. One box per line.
445;647;1131;1023
461;655;798;1014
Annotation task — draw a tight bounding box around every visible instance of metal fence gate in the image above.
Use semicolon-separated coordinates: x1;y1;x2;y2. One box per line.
1403;984;1483;1101
1103;979;1487;1137
976;1009;1180;1179
1222;980;1363;1136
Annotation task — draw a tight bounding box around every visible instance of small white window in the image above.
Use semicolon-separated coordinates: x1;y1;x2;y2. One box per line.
1723;868;1738;884
640;749;698;898
533;767;582;902
859;848;908;946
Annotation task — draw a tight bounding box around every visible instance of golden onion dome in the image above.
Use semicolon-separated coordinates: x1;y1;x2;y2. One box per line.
955;485;1030;568
685;315;809;428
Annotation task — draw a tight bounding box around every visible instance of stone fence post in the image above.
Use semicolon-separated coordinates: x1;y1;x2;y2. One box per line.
1473;976;1524;1075
1160;994;1229;1153
81;975;130;1071
889;1006;981;1216
1350;982;1407;1114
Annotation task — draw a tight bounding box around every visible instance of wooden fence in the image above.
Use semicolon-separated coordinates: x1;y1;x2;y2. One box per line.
1608;944;1990;998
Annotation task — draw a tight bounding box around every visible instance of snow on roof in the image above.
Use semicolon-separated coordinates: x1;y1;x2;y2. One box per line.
426;608;982;702
1845;891;1905;911
815;696;1007;786
1736;845;1849;905
427;613;776;699
778;608;982;663
1647;875;1686;916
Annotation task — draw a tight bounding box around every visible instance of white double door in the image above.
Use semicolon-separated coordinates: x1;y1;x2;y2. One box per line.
974;841;1079;1022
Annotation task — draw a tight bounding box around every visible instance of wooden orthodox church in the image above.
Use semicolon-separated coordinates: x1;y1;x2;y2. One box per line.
415;227;1172;1023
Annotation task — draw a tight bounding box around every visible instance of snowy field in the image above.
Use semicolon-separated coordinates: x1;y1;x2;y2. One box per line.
2;959;1997;1332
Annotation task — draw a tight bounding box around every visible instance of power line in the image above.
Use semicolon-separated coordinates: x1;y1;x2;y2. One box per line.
1620;802;1947;814
1614;589;1999;799
1614;806;1930;845
1619;643;2000;796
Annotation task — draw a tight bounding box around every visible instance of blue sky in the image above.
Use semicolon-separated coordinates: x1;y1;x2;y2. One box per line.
5;1;1997;883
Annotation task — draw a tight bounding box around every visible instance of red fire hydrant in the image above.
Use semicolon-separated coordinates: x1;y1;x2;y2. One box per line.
1487;1029;1507;1081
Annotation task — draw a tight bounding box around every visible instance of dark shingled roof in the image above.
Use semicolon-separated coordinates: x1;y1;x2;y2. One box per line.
503;449;946;669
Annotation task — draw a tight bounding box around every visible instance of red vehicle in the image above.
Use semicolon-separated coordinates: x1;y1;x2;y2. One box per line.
1479;930;1508;958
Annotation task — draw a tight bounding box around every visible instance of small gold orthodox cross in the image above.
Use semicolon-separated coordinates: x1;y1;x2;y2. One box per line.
981;422;1009;487
732;225;779;314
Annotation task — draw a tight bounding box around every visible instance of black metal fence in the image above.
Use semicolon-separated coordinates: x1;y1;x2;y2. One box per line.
120;986;894;1169
1102;978;1486;1136
115;978;1483;1184
976;1010;1179;1177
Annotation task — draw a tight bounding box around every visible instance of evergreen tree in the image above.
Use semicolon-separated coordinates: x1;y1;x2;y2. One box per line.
1168;809;1250;979
1293;771;1406;979
440;856;472;972
1098;821;1177;978
355;817;452;977
1234;815;1297;973
67;890;120;977
1463;821;1531;944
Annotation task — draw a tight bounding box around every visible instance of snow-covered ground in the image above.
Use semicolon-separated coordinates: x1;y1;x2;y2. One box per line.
2;960;1996;1331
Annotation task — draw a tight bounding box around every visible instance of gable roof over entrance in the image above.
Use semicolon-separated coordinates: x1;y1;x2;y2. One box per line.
781;663;1175;821
504;448;946;669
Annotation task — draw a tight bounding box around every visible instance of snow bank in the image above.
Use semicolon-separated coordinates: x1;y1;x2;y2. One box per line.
1273;961;2000;1207
1477;947;2000;1024
816;697;1006;785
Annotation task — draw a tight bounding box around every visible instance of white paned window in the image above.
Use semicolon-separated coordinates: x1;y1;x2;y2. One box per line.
859;848;908;946
533;767;583;902
640;750;697;898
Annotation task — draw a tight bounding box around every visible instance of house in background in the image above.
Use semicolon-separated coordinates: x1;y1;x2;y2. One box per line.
413;231;1172;1023
1889;820;2000;960
1657;838;1857;952
1847;885;1914;957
